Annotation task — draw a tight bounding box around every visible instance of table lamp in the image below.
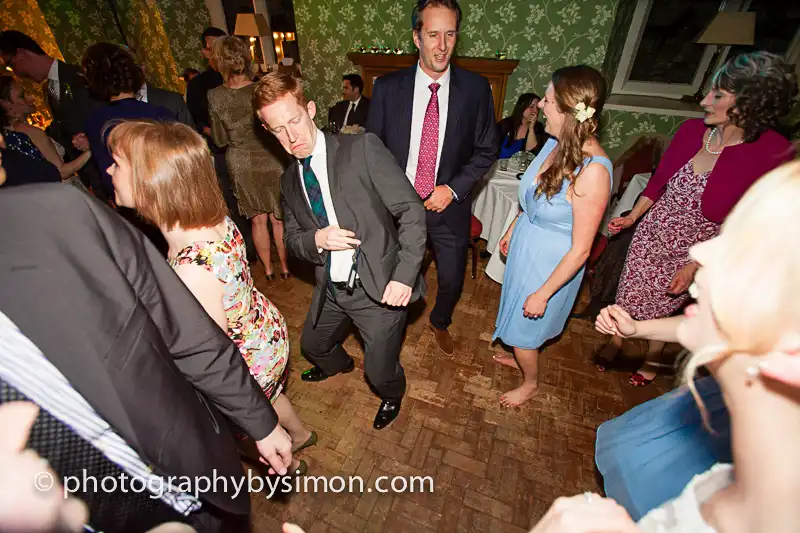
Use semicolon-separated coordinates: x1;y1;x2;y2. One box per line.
234;13;271;69
683;11;756;103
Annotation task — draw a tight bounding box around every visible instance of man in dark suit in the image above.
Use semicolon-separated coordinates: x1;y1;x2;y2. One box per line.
0;30;108;200
186;27;226;138
0;184;294;532
139;81;195;128
366;0;497;355
254;72;427;430
327;73;370;131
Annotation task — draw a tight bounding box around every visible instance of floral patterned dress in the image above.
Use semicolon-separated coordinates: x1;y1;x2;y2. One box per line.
616;160;721;320
168;217;289;401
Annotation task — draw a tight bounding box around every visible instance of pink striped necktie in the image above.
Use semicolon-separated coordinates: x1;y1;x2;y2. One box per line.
414;82;440;198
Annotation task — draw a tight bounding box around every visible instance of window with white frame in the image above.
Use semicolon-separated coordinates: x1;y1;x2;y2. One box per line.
611;0;800;101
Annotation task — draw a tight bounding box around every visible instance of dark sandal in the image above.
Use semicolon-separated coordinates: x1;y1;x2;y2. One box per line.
280;271;292;280
293;431;318;453
593;342;620;372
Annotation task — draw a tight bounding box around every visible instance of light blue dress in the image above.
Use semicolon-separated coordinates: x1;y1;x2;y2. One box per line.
595;375;732;521
493;138;612;349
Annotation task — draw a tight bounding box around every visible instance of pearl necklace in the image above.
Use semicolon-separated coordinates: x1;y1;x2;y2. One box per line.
705;128;742;155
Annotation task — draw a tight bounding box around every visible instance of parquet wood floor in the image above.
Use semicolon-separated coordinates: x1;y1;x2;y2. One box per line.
247;254;675;532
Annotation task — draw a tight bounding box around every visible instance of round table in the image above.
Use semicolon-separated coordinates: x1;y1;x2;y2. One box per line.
471;161;523;284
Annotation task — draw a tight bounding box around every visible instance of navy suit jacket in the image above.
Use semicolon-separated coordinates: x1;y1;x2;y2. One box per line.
366;63;498;237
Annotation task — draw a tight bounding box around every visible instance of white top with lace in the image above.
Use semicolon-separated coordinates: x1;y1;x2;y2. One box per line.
637;463;734;533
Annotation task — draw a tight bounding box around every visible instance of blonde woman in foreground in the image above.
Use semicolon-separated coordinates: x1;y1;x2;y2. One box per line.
279;159;798;533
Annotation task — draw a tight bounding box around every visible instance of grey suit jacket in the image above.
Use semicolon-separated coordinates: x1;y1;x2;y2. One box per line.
0;185;276;514
147;84;195;129
281;132;427;323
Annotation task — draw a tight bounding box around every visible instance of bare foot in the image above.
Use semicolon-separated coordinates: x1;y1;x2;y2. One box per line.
499;384;539;408
492;353;519;369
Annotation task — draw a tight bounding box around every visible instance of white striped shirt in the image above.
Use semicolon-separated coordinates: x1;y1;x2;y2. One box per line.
0;310;201;515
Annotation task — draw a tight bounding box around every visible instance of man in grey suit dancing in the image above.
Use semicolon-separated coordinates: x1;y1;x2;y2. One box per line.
254;72;427;430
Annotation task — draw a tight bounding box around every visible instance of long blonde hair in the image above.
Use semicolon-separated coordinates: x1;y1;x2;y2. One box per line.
684;159;800;427
536;65;606;199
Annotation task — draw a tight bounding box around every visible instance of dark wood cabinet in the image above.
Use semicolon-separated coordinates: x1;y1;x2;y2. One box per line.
346;52;519;121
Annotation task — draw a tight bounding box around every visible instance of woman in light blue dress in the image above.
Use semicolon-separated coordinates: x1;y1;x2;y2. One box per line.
493;65;613;407
593;307;732;521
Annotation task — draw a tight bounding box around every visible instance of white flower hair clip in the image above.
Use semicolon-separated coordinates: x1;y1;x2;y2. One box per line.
574;102;596;123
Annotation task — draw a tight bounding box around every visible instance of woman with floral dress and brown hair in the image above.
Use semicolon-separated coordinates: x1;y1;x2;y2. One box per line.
105;119;316;473
597;51;798;386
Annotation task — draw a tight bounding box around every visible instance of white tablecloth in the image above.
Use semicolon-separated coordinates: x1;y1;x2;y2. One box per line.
471;160;523;284
600;173;651;237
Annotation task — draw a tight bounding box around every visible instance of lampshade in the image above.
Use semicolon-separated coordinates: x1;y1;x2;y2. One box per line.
234;13;270;37
696;11;756;46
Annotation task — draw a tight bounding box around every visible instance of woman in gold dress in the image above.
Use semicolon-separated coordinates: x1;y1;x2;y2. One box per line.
208;36;291;279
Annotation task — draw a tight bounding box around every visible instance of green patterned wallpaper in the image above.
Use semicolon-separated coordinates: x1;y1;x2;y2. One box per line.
4;0;206;95
38;0;125;66
156;0;211;73
293;0;687;158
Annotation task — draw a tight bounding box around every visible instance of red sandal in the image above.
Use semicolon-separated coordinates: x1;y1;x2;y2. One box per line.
628;371;655;387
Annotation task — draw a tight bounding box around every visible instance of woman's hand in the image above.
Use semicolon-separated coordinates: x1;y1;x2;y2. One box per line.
667;261;698;295
499;220;517;256
607;215;635;236
523;292;548;319
499;231;512;256
595;305;637;338
530;493;641;533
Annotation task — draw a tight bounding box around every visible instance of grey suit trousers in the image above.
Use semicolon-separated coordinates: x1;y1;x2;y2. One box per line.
301;285;407;400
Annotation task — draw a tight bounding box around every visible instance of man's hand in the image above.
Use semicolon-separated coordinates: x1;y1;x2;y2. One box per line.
423;185;454;213
255;425;293;476
381;281;413;307
0;402;89;532
71;133;89;152
314;225;361;251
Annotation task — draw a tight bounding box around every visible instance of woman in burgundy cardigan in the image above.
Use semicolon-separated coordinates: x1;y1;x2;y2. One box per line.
597;51;797;386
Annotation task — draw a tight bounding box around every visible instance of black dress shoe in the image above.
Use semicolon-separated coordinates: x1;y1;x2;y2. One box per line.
373;399;402;430
300;358;355;382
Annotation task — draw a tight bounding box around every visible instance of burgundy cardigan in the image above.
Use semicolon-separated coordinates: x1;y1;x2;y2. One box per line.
641;119;795;224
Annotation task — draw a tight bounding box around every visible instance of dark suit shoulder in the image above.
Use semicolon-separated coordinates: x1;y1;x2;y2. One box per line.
0;184;101;238
148;85;182;105
452;64;490;88
58;61;83;79
188;68;223;92
373;65;416;87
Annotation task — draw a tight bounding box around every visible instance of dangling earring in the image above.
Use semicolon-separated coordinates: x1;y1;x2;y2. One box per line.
744;363;762;386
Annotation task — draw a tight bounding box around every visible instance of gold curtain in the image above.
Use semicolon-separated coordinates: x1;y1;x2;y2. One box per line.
0;0;64;126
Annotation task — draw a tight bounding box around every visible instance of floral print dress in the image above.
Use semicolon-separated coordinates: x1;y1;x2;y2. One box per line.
616;160;721;320
168;217;289;401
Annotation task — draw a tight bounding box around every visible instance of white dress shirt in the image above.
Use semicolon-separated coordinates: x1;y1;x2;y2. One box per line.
47;59;59;100
405;62;450;189
342;96;361;127
299;129;356;282
0;310;200;515
137;82;149;103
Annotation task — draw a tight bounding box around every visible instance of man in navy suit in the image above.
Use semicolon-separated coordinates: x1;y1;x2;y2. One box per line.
367;0;497;354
